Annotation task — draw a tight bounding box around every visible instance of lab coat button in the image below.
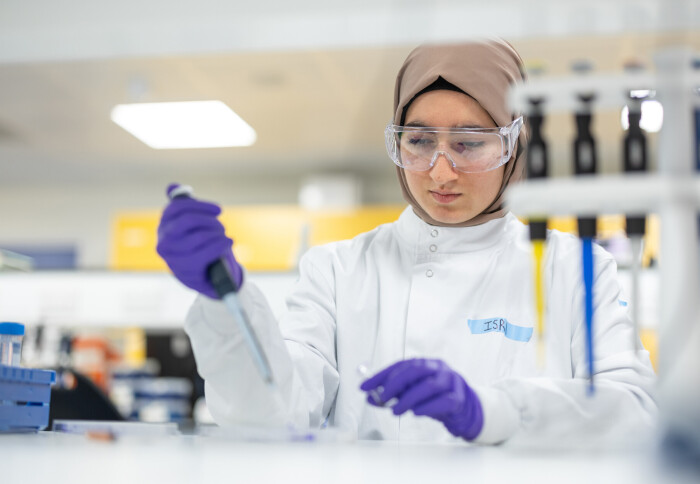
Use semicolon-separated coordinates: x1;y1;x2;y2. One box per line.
426;269;434;277
429;245;437;252
431;230;438;238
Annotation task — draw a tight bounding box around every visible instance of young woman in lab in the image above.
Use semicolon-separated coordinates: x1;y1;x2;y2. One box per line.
157;40;656;444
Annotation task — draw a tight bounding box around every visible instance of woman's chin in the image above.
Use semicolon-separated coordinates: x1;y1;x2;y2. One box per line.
424;206;475;225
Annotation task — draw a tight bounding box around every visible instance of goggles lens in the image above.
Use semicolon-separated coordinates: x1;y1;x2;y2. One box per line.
385;117;523;174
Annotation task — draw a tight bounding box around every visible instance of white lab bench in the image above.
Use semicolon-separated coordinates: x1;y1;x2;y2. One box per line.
2;430;697;484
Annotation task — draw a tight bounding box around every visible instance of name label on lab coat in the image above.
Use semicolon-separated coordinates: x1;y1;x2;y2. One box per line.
467;318;533;342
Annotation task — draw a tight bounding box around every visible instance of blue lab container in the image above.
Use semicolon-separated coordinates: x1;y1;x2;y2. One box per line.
0;365;56;432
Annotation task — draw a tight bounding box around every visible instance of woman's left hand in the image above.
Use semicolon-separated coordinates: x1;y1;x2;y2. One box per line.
360;358;484;441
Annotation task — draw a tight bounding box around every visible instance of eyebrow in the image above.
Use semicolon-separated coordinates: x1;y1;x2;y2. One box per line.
404;121;489;129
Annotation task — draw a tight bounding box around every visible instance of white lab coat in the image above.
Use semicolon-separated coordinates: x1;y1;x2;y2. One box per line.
184;207;657;445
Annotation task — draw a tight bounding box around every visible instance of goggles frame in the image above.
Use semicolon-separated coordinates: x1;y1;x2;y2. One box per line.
385;116;523;174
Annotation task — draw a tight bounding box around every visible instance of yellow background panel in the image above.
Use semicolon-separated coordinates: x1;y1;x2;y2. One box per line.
546;216;578;234
111;210;166;271
113;207;659;271
546;214;628;236
308;206;404;246
219;206;307;271
111;205;404;271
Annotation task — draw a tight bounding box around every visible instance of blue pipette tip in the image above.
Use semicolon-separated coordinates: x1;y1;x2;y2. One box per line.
582;238;595;395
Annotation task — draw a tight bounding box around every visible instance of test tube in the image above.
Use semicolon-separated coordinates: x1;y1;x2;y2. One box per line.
0;322;25;367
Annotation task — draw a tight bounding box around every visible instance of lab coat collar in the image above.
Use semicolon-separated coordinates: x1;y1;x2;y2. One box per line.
395;206;515;253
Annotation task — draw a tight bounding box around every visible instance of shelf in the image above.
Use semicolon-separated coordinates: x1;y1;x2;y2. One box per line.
506;173;700;217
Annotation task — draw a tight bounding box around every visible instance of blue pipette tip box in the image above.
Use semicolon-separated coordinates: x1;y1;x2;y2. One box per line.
0;365;56;433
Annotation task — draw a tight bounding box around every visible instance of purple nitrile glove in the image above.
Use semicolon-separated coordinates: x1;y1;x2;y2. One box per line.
360;358;484;441
156;184;243;299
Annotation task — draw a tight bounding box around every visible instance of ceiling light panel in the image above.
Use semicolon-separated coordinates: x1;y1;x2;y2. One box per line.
110;100;256;149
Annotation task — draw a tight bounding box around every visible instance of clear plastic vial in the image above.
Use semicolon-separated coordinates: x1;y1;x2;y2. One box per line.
0;322;24;367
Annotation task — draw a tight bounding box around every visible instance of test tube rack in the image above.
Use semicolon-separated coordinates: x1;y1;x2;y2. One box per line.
507;46;700;454
0;365;56;432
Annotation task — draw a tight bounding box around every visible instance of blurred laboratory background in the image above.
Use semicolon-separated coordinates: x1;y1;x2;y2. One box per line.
0;0;697;431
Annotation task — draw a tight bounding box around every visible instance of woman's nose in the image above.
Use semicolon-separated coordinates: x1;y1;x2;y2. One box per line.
429;153;459;184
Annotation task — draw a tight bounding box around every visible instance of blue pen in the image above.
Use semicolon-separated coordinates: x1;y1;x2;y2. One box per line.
571;64;597;394
167;184;276;387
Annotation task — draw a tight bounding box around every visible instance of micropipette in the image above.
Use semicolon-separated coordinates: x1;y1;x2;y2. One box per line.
622;76;648;352
167;184;276;388
572;77;598;395
526;97;549;369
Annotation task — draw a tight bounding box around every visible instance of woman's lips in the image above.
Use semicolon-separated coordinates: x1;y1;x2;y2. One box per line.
430;191;461;204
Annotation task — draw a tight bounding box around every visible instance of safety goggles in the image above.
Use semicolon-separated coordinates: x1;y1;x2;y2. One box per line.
385;116;523;174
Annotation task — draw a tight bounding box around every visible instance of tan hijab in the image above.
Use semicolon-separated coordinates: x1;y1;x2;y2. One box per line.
394;39;528;227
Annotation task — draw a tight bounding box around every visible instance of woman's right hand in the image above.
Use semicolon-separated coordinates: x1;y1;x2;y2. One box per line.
156;195;242;299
